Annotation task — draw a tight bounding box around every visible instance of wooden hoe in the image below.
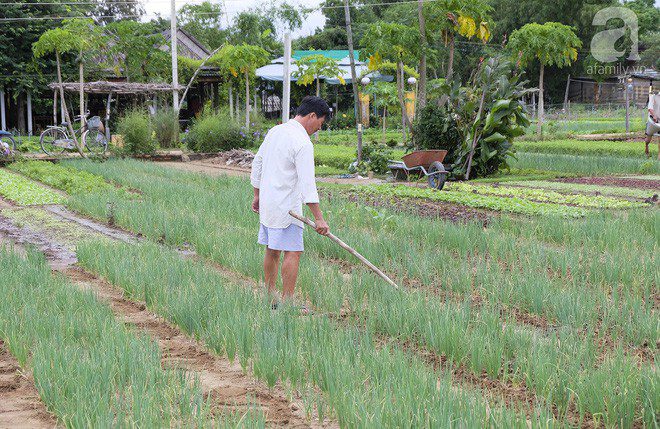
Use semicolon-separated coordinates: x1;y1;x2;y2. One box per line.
289;211;399;289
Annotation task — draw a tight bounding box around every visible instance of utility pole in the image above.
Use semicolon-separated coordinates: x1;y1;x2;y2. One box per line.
417;0;427;110
171;0;179;113
343;0;363;163
282;33;291;123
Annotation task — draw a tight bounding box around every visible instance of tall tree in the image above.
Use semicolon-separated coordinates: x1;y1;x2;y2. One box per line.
93;0;143;24
0;1;73;132
106;21;170;82
361;22;420;135
363;81;398;143
178;2;228;50
230;11;280;54
60;19;103;126
424;0;492;83
294;54;346;97
217;44;269;130
508;22;581;137
33;26;85;156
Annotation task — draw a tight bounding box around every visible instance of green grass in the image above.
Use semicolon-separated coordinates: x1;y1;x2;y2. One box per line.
527;117;646;136
509;152;660;175
0;168;66;205
60;159;658;426
78;240;538;428
0;246;218;427
319;128;403;146
515;139;657;157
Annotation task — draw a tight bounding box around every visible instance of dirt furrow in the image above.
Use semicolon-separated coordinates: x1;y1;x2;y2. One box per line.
62;267;320;428
0;340;58;429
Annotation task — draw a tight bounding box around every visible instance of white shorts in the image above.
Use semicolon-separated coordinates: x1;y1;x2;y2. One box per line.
646;120;660;136
258;223;304;252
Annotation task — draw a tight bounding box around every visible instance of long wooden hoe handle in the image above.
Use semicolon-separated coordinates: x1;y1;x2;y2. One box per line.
289;211;399;289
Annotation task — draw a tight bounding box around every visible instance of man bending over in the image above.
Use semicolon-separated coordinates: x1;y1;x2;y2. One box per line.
250;96;331;310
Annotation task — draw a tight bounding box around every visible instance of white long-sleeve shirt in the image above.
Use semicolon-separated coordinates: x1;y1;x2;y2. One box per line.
250;119;319;229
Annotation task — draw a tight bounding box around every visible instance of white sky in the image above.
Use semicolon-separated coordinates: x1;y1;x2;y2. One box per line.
141;0;326;39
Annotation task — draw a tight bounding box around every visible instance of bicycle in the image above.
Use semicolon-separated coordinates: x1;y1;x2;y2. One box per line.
40;113;108;156
0;130;16;155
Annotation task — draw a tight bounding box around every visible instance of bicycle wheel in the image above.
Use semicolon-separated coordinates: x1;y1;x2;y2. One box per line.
0;135;16;153
40;128;68;156
82;128;108;155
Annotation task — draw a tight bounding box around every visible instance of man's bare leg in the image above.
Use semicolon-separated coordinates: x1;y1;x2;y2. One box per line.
645;135;651;157
281;251;302;299
264;248;281;298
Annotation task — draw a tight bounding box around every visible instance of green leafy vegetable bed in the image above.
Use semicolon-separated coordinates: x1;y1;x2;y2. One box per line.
8;160;113;195
0;168;65;205
504;180;656;200
445;182;646;209
359;184;590;217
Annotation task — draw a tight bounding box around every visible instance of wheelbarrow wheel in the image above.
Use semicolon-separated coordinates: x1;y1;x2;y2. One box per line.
428;161;447;190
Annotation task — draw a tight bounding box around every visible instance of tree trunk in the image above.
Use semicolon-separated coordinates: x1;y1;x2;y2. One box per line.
245;70;250;130
17;93;26;134
53;91;57;126
536;63;544;138
56;51;84;157
417;0;427;110
315;77;320;143
382;105;387;144
229;84;233;119
446;32;455;82
79;54;85;127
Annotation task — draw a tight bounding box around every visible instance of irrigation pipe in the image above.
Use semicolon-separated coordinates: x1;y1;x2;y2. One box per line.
289;211;399;289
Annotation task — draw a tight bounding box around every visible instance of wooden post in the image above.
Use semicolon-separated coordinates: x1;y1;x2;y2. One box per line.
170;0;179;113
282;32;291;122
27;92;33;136
53;91;58;126
60;89;66;124
79;60;85;126
563;74;570;111
105;92;112;141
343;0;362;163
0;88;6;131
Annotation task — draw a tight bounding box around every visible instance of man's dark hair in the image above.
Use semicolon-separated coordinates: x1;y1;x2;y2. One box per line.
295;96;331;119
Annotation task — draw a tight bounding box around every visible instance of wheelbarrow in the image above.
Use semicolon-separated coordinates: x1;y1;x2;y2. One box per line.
388;150;449;190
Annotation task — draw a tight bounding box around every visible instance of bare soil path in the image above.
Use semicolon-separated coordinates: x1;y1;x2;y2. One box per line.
0;340;58;429
62;268;319;428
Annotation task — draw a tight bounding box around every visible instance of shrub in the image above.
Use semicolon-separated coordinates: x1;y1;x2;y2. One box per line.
412;103;462;164
185;112;252;152
116;110;158;155
348;143;393;175
152;109;180;148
